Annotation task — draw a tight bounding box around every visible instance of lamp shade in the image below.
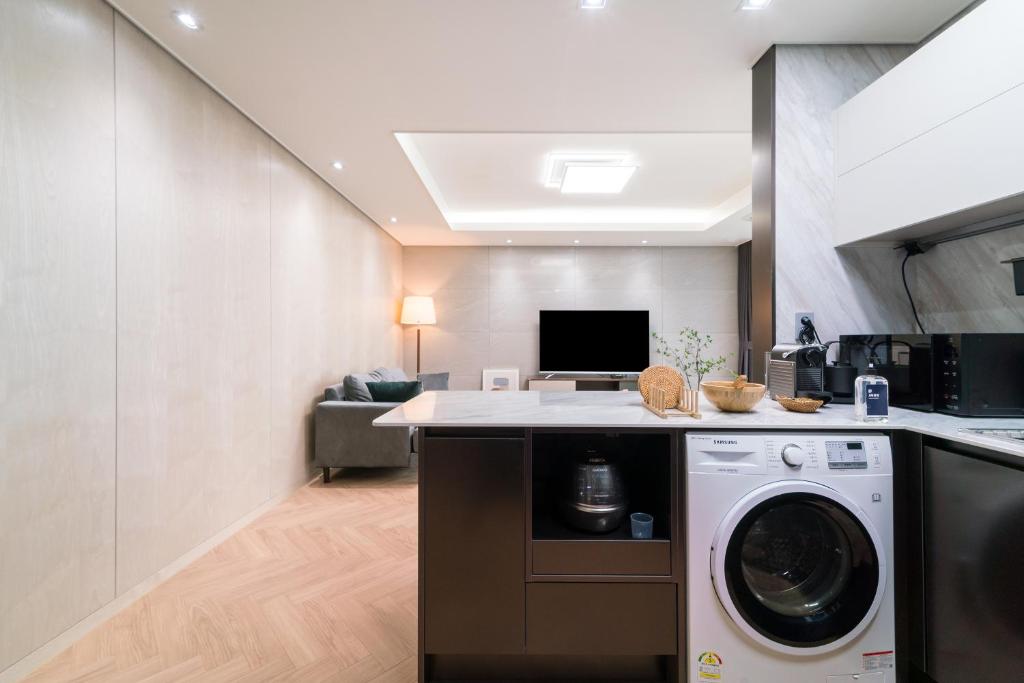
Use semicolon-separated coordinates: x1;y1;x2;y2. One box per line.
400;296;436;325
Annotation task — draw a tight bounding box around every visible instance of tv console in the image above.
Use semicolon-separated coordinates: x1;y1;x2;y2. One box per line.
527;374;638;392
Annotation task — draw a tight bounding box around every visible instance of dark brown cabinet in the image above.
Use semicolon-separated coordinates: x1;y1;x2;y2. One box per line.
526;583;677;655
532;539;671;576
419;428;682;682
920;444;1024;681
421;434;526;655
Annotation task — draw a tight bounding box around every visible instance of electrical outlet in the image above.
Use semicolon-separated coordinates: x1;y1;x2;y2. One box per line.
795;312;814;342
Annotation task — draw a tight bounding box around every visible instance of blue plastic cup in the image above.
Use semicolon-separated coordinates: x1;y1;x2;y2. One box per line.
630;512;654;539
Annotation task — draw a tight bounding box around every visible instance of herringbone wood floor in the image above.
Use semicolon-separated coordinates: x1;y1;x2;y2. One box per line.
25;466;419;683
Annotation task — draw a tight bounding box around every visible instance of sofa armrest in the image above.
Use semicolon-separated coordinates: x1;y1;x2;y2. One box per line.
314;401;412;468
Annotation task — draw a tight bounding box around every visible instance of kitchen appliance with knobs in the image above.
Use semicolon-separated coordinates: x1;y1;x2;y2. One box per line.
686;432;894;682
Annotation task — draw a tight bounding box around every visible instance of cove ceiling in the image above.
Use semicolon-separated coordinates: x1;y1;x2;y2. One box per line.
110;0;973;246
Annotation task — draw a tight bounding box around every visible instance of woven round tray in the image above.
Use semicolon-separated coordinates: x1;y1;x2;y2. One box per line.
638;366;684;409
777;396;824;413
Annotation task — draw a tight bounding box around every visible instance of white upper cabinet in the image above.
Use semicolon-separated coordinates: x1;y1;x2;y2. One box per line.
834;0;1024;245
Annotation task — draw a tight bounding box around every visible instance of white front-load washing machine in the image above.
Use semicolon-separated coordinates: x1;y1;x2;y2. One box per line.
686;432;895;683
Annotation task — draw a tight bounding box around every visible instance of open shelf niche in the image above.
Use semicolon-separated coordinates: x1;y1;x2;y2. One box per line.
531;432;672;542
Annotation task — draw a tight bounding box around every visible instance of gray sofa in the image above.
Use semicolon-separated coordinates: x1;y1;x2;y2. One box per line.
314;367;448;482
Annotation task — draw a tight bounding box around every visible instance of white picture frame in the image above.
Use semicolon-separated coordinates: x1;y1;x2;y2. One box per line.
482;368;520;392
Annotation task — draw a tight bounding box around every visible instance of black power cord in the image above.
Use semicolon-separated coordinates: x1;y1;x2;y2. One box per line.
797;316;822;345
900;242;927;334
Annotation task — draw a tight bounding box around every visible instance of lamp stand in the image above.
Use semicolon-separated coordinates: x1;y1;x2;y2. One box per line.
416;327;422;374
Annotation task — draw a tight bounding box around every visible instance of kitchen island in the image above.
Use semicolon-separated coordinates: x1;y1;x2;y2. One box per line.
375;391;1024;683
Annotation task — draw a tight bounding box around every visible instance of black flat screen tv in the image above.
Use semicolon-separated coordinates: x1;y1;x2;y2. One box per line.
539;310;649;374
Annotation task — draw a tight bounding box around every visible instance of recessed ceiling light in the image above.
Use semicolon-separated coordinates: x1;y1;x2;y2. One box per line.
573;239;580;244
545;153;627;188
389;217;398;223
173;11;200;30
642;240;648;244
738;0;772;10
332;160;344;170
579;0;606;8
544;153;637;194
560;165;637;194
505;239;512;244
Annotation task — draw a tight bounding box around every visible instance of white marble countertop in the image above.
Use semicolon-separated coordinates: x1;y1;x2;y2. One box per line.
374;390;1024;458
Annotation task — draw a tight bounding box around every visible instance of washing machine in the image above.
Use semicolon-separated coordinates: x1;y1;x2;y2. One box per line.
686;432;895;683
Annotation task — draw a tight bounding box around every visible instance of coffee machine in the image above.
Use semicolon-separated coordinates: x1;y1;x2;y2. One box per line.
766;343;826;400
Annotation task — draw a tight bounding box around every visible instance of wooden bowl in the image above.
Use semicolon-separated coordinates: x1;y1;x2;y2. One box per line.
777;396;824;413
700;380;766;413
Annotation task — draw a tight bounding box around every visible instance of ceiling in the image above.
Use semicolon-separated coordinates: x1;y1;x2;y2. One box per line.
396;132;752;241
110;0;973;246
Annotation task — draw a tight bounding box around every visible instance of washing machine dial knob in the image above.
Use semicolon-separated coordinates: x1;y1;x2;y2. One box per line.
781;444;805;468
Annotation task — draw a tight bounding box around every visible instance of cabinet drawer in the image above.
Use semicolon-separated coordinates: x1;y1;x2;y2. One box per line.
532;540;671;576
526;583;677;655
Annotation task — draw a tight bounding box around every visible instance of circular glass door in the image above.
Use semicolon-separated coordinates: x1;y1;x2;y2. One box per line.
711;481;885;655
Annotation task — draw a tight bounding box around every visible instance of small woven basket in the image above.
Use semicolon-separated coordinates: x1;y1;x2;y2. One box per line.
777;396;824;413
639;366;684;409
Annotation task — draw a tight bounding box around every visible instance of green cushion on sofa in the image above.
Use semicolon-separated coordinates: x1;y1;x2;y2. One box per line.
365;380;423;403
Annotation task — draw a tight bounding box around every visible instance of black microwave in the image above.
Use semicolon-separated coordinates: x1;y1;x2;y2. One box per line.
837;333;1024;417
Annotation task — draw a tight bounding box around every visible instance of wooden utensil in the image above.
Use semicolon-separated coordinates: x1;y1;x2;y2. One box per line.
643;384;702;419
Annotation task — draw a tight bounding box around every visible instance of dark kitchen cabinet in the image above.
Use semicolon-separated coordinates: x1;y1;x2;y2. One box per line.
921;444;1024;681
421;434;526;655
530;432;674;577
419;428;682;682
526;582;677;655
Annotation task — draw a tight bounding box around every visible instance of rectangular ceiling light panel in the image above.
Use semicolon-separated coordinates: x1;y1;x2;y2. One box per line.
559;164;637;194
544;152;637;194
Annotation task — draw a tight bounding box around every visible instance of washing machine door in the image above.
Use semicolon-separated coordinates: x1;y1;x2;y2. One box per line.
710;480;886;656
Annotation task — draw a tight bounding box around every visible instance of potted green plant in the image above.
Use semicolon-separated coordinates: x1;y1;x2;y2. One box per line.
651;328;730;390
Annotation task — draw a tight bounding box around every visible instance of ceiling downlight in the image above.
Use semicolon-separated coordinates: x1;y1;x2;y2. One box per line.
173;11;200;30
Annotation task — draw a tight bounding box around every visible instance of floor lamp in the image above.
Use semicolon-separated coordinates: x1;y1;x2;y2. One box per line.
400;296;436;374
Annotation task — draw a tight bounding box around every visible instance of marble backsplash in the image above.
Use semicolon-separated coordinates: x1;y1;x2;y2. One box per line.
402;246;740;389
772;45;917;351
905;227;1024;333
772;45;1024;351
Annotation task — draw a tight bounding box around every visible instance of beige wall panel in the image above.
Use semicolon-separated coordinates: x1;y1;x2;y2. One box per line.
114;16;272;595
355;222;403;370
0;0;117;671
3;2;403;673
269;146;402;495
403;246;739;388
270;147;344;493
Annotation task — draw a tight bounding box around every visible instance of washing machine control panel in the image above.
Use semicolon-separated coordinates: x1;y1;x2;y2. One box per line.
824;440;869;470
687;433;892;475
780;444;805;468
765;437;821;471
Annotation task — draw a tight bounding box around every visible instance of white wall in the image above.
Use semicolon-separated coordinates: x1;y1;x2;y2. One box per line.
0;2;402;677
402;246;739;388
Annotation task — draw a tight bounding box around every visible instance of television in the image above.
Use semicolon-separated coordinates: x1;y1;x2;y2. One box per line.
539;310;649;374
